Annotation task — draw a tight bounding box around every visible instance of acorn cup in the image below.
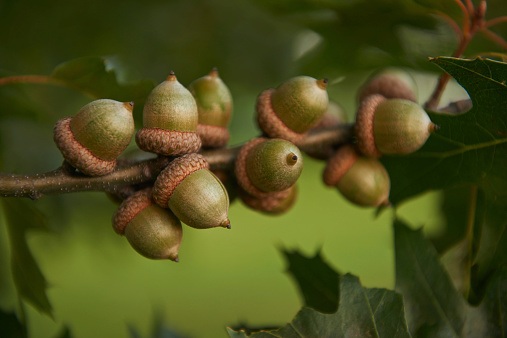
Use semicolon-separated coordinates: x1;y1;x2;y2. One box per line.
256;76;329;145
136;72;201;156
358;67;417;103
188;68;233;148
152;153;230;229
53;99;135;176
355;95;438;158
323;145;390;207
239;184;298;215
234;138;303;198
112;188;182;261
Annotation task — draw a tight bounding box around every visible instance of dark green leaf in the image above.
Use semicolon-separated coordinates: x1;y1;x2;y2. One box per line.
282;248;339;313
466;267;507;337
384;58;507;206
1;198;52;317
0;309;26;338
394;219;469;336
228;273;410;337
51;56;154;101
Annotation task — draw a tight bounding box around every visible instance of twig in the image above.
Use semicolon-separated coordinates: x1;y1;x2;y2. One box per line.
0;124;355;199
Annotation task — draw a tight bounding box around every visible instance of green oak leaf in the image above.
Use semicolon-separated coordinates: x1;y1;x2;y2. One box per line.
228;253;410;337
281;248;340;314
1;198;52;317
383;57;507;206
51;56;154;102
394;219;506;337
0;309;26;338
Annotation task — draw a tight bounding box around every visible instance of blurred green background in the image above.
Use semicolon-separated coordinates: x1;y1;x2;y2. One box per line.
1;0;505;337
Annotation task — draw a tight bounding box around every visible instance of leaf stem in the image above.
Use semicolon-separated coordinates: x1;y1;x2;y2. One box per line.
0;75;62;86
463;185;478;300
0;124;355;199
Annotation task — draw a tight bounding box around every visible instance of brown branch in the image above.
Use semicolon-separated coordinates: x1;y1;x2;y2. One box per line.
0;124;355;199
0;75;62;86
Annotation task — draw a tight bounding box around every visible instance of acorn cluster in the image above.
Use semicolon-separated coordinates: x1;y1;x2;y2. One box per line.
52;67;437;261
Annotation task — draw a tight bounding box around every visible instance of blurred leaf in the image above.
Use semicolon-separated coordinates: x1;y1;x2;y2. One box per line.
282;248;339;313
228;272;410;337
56;326;72;338
0;309;26;338
51;56;154;121
383;57;507;206
432;184;485;254
394;219;507;337
257;0;455;75
1;198;52;317
394;219;469;336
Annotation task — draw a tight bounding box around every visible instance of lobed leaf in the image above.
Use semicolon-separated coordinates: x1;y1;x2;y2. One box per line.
384;57;507;206
281;248;339;314
228;250;410;337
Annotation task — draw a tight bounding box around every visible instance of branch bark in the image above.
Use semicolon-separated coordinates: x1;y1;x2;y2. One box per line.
0;124;355;199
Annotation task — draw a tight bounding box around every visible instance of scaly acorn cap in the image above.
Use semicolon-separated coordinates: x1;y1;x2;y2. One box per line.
136;72;201;156
358;67;417;103
53;99;135;176
323;145;390;207
112;188;182;261
235;138;303;198
355;95;438;158
188;68;233;148
256;76;328;145
239;184;298;215
152;153;231;229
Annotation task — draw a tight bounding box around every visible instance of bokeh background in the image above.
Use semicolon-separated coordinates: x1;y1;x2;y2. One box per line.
1;0;506;337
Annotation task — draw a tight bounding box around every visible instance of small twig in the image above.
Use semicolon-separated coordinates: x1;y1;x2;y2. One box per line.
0;124;354;199
0;75;62;86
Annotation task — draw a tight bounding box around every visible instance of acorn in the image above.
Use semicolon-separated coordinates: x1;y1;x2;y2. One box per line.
239;184;298;215
355;95;438;158
152;153;230;229
256;76;329;145
188;68;233;148
113;188;182;261
358;67;417;103
323;145;390;207
136;72;201;156
313;100;348;129
53;99;135;176
235;138;303;198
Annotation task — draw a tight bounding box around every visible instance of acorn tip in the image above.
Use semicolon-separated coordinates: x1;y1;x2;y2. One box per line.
167;71;177;81
210;67;219;77
317;78;328;89
429;123;440;133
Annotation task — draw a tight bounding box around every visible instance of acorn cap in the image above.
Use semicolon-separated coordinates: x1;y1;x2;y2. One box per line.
354;94;386;158
239;184;297;215
235;138;303;198
373;99;436;155
322;145;359;187
112;188;182;261
153;153;230;229
358;67;417;103
270;76;329;133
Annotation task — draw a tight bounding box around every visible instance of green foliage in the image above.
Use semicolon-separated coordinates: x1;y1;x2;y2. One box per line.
1;198;52;317
282;248;339;314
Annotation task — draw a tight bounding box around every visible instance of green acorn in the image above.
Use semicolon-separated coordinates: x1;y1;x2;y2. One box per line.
355;95;438;158
136;72;201;155
152;153;230;229
323;145;390;207
235;138;303;198
53;99;135;176
188;68;233;148
256;76;329;145
113;188;182;261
